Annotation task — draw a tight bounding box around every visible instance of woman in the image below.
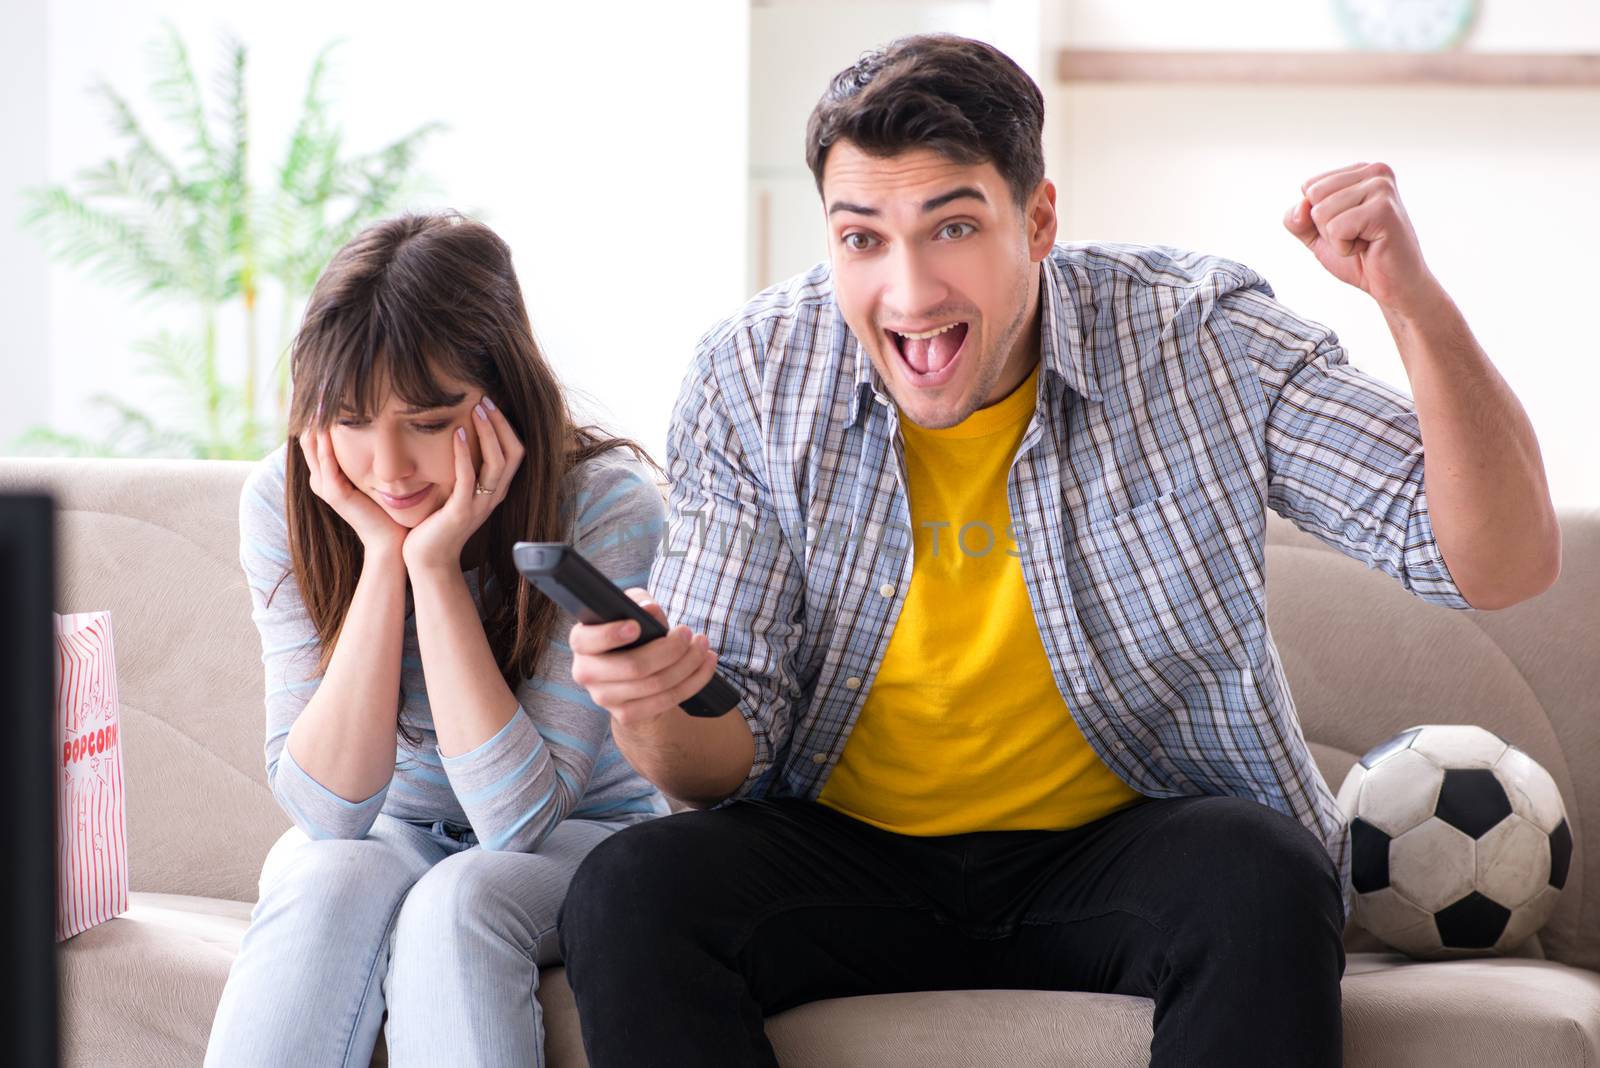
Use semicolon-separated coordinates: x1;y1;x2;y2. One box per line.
206;212;674;1067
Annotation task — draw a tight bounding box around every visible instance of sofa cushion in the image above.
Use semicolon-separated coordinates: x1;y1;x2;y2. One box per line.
1339;952;1600;1067
767;988;1154;1067
57;892;589;1068
59;894;250;1068
62;893;1600;1068
765;954;1600;1067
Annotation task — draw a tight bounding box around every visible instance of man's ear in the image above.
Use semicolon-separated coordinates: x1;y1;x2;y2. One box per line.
1026;178;1058;261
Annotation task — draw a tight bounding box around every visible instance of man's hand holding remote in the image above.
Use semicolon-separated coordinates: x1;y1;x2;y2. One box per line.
569;588;755;808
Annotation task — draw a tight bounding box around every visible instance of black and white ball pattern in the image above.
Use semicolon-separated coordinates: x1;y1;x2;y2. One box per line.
1335;724;1572;959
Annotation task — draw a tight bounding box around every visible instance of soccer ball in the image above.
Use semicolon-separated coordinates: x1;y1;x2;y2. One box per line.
1335;724;1572;959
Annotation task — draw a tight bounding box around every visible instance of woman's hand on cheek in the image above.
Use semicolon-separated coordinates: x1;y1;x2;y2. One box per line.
298;421;408;558
401;398;524;575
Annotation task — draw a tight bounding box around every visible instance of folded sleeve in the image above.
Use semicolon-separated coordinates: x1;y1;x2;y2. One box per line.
1217;285;1474;611
238;449;389;840
439;455;667;851
649;331;808;804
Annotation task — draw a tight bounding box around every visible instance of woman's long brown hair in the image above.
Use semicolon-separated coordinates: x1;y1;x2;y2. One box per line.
274;211;652;745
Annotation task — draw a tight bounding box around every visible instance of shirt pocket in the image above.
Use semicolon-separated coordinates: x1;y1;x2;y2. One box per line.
1079;479;1265;673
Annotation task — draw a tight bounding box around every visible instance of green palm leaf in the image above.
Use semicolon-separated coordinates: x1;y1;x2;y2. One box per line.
20;186;186;297
148;21;218;181
14;24;444;460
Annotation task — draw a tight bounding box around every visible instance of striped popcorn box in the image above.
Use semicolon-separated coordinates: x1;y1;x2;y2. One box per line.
55;610;128;941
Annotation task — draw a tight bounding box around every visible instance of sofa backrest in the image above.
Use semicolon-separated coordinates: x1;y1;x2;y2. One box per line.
5;458;281;907
1263;506;1597;972
3;457;1594;972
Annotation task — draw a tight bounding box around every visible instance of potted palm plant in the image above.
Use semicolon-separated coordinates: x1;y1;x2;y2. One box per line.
19;22;446;459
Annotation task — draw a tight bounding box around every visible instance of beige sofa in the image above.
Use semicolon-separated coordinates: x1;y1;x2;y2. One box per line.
7;454;1598;1067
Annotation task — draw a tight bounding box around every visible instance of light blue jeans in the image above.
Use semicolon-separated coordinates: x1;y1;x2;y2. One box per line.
204;813;624;1068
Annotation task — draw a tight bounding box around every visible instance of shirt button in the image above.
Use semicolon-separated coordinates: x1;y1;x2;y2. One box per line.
878;583;895;598
1113;741;1126;752
812;752;829;765
844;676;862;690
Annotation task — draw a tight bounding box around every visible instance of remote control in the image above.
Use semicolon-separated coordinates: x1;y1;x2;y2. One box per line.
512;542;739;718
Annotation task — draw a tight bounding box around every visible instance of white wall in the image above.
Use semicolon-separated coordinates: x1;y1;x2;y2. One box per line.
0;0;50;441
2;0;751;461
1048;1;1600;509
11;0;1596;510
748;0;1055;292
748;0;993;291
745;0;1597;509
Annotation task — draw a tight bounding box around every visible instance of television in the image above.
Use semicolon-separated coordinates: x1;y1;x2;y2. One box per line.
0;493;60;1067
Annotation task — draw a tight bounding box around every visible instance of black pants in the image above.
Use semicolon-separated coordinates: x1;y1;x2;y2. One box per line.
559;793;1346;1067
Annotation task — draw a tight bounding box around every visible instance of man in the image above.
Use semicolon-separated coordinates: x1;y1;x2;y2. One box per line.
558;33;1560;1068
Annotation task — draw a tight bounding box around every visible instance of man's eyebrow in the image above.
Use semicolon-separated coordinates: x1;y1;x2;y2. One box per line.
921;186;987;213
827;200;879;218
826;186;989;218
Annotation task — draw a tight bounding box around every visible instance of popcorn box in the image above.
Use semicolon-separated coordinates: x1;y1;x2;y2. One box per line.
55;610;128;941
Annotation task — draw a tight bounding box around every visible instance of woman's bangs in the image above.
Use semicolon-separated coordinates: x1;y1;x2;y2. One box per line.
315;323;469;423
313;326;388;424
383;337;475;413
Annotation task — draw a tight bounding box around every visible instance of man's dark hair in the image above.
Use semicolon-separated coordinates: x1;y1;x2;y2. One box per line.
804;34;1045;212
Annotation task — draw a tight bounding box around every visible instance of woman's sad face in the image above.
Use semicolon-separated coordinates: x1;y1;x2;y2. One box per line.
328;372;487;527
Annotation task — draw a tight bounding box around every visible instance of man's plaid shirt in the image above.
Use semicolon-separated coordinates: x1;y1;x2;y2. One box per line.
649;242;1474;920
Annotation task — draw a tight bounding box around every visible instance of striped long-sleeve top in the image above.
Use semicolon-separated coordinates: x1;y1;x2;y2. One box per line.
239;442;671;852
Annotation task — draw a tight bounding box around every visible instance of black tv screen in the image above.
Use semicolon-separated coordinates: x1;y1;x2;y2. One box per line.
0;493;59;1067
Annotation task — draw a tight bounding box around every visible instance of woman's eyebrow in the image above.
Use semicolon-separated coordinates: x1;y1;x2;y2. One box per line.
399;393;467;415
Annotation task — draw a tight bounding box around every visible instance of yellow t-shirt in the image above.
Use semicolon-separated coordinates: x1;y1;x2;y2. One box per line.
818;362;1146;835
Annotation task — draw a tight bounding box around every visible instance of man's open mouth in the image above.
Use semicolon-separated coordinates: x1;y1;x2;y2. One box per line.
887;321;970;388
